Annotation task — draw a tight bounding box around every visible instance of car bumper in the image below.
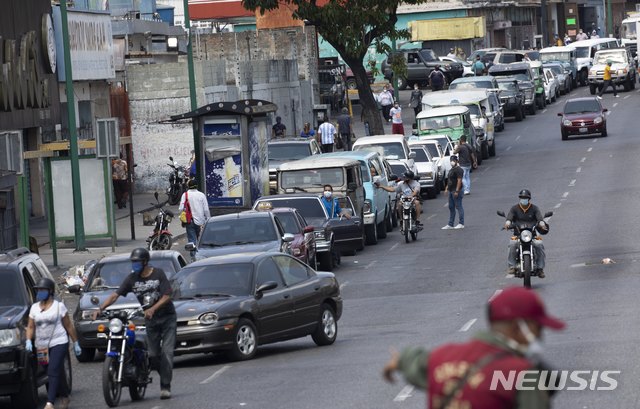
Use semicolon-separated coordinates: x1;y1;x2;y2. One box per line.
589;75;626;85
315;238;332;253
175;319;237;356
562;123;605;135
418;178;436;189
363;212;375;225
0;347;28;395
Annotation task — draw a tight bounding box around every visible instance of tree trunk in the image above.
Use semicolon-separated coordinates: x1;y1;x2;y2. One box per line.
344;59;385;136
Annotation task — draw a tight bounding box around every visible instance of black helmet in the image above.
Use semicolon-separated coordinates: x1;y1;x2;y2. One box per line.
34;277;56;292
130;248;150;263
518;189;532;199
402;171;415;180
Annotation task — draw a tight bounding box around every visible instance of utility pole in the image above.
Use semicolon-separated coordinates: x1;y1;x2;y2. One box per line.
183;0;201;188
606;0;613;37
541;0;548;47
60;0;86;250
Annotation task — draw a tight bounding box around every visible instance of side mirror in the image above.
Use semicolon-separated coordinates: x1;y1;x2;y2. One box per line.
544;211;554;218
347;182;358;192
408;151;417;159
303;225;315;233
154;191;159;201
602;108;608;112
557;112;563;117
68;285;82;294
255;281;278;298
185;242;196;251
497;210;506;217
282;233;295;243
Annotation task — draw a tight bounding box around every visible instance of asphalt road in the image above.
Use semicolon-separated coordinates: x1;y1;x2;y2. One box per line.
10;84;640;409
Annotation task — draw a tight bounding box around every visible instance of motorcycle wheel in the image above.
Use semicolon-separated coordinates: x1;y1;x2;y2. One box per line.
167;188;181;206
403;220;409;243
128;356;148;401
154;234;173;250
102;356;122;407
522;255;532;289
411;231;417;241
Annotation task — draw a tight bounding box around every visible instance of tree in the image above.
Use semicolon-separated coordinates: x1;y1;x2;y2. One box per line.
241;0;426;136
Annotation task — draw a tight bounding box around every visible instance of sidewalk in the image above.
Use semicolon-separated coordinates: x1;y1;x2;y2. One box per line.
30;192;186;274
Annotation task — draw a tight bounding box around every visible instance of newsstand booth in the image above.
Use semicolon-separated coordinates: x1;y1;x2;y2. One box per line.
170;100;277;213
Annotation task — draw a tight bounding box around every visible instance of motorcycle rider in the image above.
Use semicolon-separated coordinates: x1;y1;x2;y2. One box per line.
93;248;177;400
376;171;422;225
505;189;549;278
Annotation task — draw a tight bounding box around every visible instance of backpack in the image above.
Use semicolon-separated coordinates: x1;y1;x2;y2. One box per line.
179;192;193;226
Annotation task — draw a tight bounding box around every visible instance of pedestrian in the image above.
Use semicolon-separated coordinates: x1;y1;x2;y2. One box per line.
554;34;563;46
94;248;177;400
318;118;337;153
26;277;82;409
179;179;211;260
272;116;286;138
598;60;618;98
576;28;588;41
389;102;405;135
320;185;351;219
442;155;464;230
336;107;353;150
383;286;565;409
447;48;457;59
590;30;599;39
453;135;477;195
300;122;316;138
409;84;423;118
378;85;395;122
429;65;446;91
472;55;485;76
564;33;571;45
111;154;128;209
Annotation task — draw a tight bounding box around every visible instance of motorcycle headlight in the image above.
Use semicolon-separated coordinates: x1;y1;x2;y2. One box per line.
109;318;124;334
0;328;20;347
563;119;572;126
81;309;98;320
520;230;533;243
178;170;184;178
363;200;372;214
594;116;603;124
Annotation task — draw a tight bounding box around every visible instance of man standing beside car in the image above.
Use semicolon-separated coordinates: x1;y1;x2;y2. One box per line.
179;179;211;260
598;60;618;99
453;135;477;195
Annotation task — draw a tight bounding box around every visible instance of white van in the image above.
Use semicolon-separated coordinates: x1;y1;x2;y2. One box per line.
571;38;620;85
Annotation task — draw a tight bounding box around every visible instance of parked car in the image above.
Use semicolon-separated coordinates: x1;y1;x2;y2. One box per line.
381;48;464;89
352;135;417;174
588;47;637;94
482;50;528;69
412;138;449;191
540;46;578;88
253;194;364;265
268;138;322;194
70;250;187;362
386;159;410;179
187;211;294;261
408;142;440;199
467;47;507;66
543;62;572;95
542;67;559;103
489;63;538;115
439;56;474;77
448;76;500;92
172;252;342;360
496;79;526;121
558;97;608;140
572;38;620;86
0;248;72;409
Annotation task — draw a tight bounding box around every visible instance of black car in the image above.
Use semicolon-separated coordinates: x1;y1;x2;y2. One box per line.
254;194;364;268
69;250;187;362
489;63;537;115
496;79;526;121
0;248;72;409
172;252;342;360
381;48;464;90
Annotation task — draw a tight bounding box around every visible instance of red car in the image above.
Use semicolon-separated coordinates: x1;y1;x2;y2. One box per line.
558;97;608;140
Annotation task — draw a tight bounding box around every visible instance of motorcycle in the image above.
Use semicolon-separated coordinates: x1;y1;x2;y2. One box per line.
146;192;174;250
96;308;151;407
166;156;188;206
400;195;422;243
497;210;553;288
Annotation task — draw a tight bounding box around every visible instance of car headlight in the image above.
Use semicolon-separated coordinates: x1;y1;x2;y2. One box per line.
314;231;326;240
562;119;572;126
109;318;124;334
0;328;20;347
199;313;218;325
81;309;98;320
589;69;596;75
363;200;372;214
419;172;433;179
594;116;603;124
520;230;533;243
617;69;627;75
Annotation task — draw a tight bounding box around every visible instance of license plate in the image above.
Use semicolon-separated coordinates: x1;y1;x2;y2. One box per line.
579;127;588;133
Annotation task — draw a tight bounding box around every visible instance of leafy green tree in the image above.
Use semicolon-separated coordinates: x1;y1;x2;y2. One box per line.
242;0;426;135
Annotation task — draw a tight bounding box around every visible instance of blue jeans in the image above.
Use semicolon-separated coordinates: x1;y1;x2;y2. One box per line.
448;192;464;226
461;166;471;193
186;222;201;258
47;343;70;403
146;312;177;389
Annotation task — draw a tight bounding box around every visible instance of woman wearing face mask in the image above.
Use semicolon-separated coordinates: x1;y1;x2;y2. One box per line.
26;278;81;409
320;185;351;219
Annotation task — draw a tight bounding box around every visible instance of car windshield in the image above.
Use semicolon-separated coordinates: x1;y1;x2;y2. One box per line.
564;100;601;114
354;143;406;159
0;270;27;306
546;65;563;75
89;259;177;289
419;114;462;131
465;104;481;116
593;52;626;64
575;47;590;58
200;217;277;247
389;163;408;176
540;52;571;63
622;22;637;38
268;143;311;161
492;70;529;81
420;49;438;62
410;148;431;163
280;168;344;189
173;263;253;298
497;81;516;91
274;212;299;234
450;81;493;90
256;198;326;219
422;143;440;158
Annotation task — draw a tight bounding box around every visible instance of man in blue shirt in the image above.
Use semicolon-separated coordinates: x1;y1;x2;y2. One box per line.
320;185;351;219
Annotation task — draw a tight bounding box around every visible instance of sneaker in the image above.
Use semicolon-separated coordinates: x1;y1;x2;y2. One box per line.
58;397;70;409
537;269;545;278
596;96;603;100
441;225;454;230
454;224;464;229
507;267;517;275
160;388;172;400
44;403;55;409
614;95;619;98
463;191;470;195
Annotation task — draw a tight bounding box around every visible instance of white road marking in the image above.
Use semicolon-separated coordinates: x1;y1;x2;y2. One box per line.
151;406;162;409
542;109;547;113
569;179;576;186
240;404;247;407
554;203;562;209
515;135;521;141
562;192;569;198
389;243;400;252
427;214;437;220
571;263;587;268
624;95;630;99
482;166;491;172
496;157;501;161
613;102;618;108
339;281;349;291
366;260;378;269
587;147;593;152
592;138;598;143
393;385;415;402
459;318;478;332
506;146;512;151
580;157;586;163
576;167;581;173
201;365;231;384
488;289;503;302
444;203;448;208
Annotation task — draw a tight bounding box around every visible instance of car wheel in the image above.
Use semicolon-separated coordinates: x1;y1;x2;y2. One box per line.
481;141;489;160
529;104;536;115
311;304;338;346
396;77;407;90
356;226;366;251
589;84;597;95
489;140;496;157
11;355;38;409
75;346;96;363
561;130;568;141
318;250;333;271
632;76;636;89
385;206;393;232
475;148;483;166
228;319;258;361
515;107;523;122
391;206;398;228
601;127;608;137
624;77;632;92
365;218;378;245
377;214;387;239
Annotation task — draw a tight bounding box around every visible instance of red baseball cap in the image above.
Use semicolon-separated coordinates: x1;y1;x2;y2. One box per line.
488;287;565;330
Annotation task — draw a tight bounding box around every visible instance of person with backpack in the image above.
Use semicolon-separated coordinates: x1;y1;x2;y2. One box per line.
179;179;210;259
473;55;486;76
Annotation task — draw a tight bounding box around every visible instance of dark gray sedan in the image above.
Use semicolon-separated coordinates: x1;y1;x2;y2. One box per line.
172;252;342;361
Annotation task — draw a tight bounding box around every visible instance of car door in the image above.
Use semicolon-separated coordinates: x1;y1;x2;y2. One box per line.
371;156;389;216
254;257;293;339
272;255;322;333
329;196;362;253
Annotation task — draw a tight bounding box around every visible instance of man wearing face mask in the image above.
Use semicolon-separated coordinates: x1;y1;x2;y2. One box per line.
375;171;422;225
383;286;565;409
442;155;464;229
320;185;351;219
94;248;176;400
505;189;549;278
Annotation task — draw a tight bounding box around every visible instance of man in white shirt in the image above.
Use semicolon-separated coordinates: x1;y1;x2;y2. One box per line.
447;48;457;59
318;119;337;153
179;179;211;258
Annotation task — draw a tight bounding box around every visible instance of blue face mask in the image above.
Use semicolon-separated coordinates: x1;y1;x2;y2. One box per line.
36;290;50;302
132;261;145;274
520;198;529;206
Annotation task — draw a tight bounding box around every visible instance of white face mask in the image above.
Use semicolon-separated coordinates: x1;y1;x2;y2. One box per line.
520;198;530;206
450;161;457;167
518;319;544;364
323;191;332;199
